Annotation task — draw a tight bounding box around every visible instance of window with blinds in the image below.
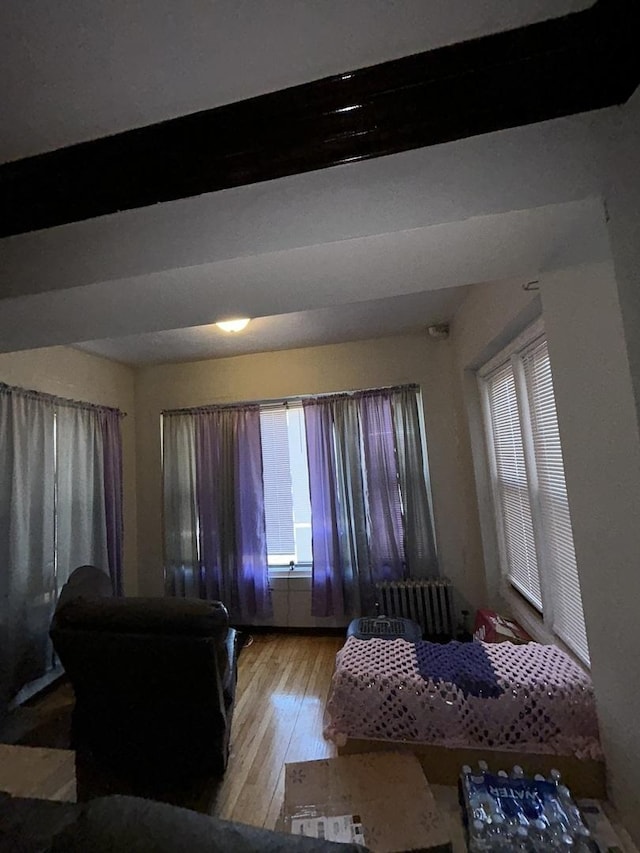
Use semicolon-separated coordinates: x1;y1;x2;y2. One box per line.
480;326;590;665
485;362;542;610
259;404;312;569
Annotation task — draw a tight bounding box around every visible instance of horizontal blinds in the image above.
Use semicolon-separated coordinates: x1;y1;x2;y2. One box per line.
259;407;295;556
522;338;590;665
486;361;543;610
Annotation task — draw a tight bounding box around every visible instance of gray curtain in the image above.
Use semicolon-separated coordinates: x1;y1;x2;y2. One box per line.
0;387;55;714
0;384;124;717
391;386;438;577
162;412;199;597
56;405;110;590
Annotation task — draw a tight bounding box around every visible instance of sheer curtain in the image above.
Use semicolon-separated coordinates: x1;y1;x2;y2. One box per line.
0;384;124;716
56;406;110;591
163;412;199;597
163;406;272;622
391;386;438;577
304;386;437;618
100;409;124;596
0;387;55;714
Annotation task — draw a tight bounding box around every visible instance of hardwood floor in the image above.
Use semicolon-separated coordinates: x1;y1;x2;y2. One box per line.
215;633;342;829
0;744;76;802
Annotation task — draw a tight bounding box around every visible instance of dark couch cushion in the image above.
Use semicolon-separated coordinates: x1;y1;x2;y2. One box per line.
50;795;368;853
0;796;81;853
53;597;229;636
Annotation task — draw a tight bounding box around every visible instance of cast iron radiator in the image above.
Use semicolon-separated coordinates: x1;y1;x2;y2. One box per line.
375;578;455;641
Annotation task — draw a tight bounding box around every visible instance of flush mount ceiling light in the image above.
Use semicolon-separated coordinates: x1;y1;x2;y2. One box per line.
215;318;250;333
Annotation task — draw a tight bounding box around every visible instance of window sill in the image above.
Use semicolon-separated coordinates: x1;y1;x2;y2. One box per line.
268;567;312;579
500;584;590;673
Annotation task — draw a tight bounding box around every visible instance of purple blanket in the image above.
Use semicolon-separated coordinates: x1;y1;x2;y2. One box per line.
415;640;503;699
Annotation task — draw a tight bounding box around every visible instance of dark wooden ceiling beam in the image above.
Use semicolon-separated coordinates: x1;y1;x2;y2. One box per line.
1;0;638;238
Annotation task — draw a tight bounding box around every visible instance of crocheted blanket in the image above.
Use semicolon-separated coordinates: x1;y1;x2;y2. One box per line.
324;637;601;759
414;640;503;699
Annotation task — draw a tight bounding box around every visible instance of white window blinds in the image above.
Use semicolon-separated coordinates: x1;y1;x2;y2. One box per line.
485;362;542;610
522;338;589;664
481;326;590;666
260;407;296;558
259;403;312;567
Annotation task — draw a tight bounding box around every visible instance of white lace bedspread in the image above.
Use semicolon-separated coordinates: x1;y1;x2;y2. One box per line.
324;637;602;760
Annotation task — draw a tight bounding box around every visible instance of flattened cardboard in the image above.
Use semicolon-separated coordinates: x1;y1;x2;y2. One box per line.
282;752;452;853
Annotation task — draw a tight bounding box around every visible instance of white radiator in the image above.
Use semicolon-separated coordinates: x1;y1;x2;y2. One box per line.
375;578;455;640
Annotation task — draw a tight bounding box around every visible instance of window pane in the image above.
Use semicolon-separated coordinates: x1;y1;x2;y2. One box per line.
260;408;295;560
485;361;542;610
260;404;312;566
522;338;590;665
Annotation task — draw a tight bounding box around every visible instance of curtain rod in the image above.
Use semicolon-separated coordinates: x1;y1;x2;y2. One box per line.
162;383;420;417
0;381;126;417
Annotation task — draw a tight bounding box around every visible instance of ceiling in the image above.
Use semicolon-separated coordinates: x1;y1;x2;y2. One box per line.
0;0;591;163
74;286;471;366
0;0;608;368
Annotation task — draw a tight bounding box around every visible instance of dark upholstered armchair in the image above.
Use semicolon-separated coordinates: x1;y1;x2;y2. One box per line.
50;566;239;805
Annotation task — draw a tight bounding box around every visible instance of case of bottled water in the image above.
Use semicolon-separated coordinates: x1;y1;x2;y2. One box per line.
459;762;596;852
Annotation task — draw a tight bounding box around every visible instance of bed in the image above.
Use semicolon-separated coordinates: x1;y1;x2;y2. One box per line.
324;637;604;795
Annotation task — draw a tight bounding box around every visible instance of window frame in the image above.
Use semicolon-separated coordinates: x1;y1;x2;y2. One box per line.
478;318;589;666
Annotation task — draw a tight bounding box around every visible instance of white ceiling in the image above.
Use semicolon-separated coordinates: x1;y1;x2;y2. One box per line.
0;0;610;368
0;0;591;162
74;286;471;366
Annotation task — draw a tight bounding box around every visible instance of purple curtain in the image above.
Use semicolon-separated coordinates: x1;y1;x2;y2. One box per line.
99;409;124;596
195;406;271;622
303;401;346;618
304;391;407;618
359;394;406;583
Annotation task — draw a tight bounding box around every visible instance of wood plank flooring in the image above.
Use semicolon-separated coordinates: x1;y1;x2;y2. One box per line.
0;744;76;802
215;633;342;829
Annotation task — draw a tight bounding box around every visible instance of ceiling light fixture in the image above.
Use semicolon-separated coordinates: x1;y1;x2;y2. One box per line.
215;318;250;333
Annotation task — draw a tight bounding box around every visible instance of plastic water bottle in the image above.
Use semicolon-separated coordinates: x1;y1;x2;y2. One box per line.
557;785;586;832
549;768;562;786
528;817;552;853
574;825;596;853
513;826;530;852
461;765;491;823
540;779;571;837
511;765;525;779
478;760;489;774
468;818;491;853
558;832;575;853
494;769;529;831
487;814;510;850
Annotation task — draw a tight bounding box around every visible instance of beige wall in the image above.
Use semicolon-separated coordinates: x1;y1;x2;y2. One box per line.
451;279;541;606
0;346;138;594
134;333;485;609
451;260;640;839
540;262;640;838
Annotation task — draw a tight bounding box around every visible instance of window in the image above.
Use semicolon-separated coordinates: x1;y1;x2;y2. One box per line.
479;322;590;665
260;403;312;569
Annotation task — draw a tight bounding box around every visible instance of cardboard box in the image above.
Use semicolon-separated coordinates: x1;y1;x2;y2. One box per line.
473;608;531;644
280;752;452;853
577;800;625;853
